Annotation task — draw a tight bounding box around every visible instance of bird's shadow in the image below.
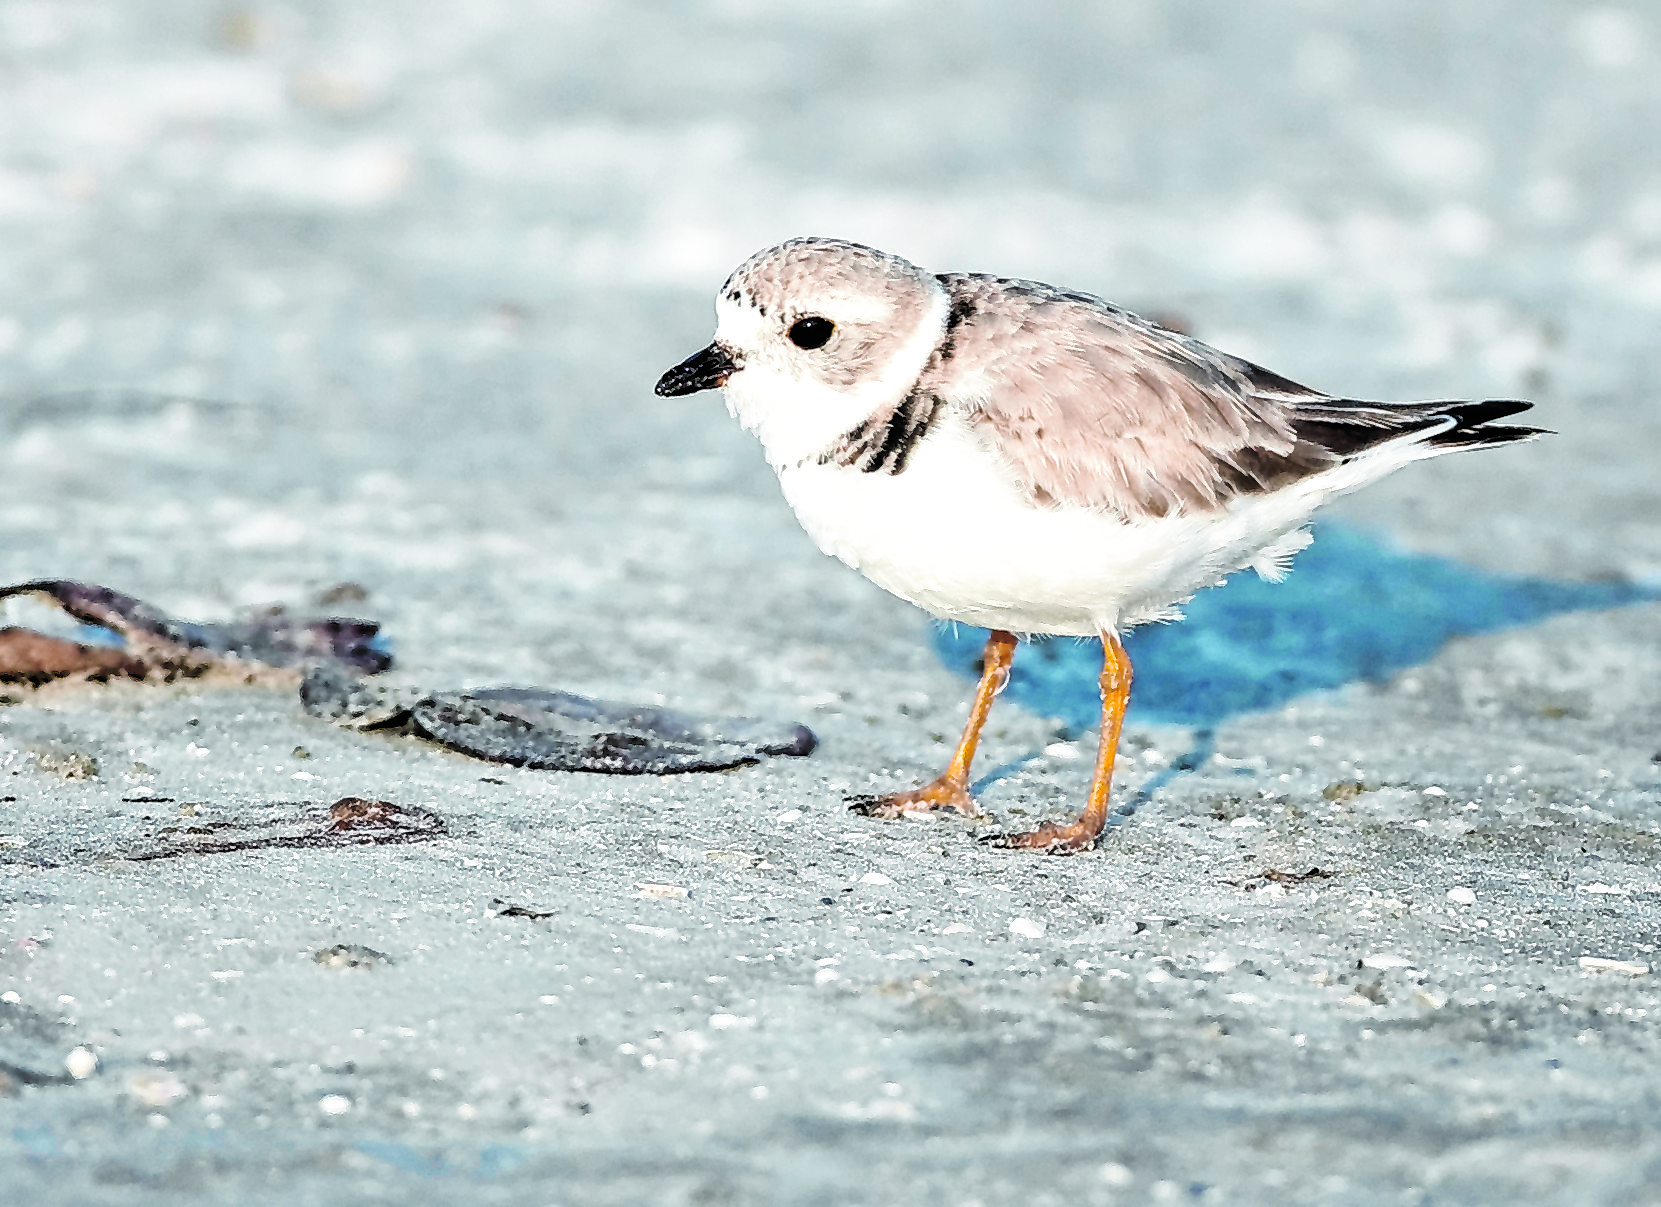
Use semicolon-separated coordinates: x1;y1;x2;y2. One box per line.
971;731;1216;831
946;523;1658;814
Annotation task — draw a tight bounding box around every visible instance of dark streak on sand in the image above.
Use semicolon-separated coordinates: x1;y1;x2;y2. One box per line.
120;797;445;861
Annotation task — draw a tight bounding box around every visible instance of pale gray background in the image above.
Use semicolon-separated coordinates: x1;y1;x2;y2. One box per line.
2;2;1661;1204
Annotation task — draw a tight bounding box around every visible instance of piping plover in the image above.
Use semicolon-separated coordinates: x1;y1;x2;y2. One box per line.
655;237;1542;853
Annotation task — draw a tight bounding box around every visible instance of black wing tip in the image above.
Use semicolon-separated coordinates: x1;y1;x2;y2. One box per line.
1442;397;1535;425
1426;423;1551;451
1285;395;1546;461
1427;398;1546;450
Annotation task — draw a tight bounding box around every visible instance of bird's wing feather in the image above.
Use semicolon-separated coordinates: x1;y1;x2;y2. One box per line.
926;274;1535;518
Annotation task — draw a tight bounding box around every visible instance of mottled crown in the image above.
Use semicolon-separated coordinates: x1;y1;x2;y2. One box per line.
722;237;933;321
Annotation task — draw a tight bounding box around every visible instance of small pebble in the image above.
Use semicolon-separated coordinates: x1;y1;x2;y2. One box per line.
126;1070;186;1107
64;1047;98;1079
318;1094;351;1116
1099;1163;1134;1187
859;871;893;885
1446;887;1477;905
314;944;390;970
1009;917;1046;939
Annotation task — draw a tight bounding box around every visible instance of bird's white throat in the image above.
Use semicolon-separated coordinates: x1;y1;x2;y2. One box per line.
714;280;951;470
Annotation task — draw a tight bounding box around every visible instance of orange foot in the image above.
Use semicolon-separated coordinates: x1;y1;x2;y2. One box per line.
846;776;981;820
986;818;1102;854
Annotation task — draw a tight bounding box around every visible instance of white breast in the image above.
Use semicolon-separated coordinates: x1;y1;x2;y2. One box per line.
774;412;1349;636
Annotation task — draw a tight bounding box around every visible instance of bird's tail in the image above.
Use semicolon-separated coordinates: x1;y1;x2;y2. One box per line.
1419;398;1548;450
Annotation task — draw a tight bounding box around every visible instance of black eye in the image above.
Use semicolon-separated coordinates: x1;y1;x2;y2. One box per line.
788;316;835;350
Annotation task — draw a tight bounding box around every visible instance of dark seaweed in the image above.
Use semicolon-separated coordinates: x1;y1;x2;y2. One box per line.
301;666;816;774
0;580;389;680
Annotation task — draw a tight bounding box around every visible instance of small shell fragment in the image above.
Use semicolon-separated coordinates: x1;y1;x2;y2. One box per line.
706;850;762;868
634;882;689;899
126;1070;186;1107
1579;957;1650;976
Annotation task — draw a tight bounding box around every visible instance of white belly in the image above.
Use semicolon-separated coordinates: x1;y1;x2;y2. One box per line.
776;418;1339;636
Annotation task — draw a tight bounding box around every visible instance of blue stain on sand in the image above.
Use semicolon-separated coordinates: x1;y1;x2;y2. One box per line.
935;524;1658;730
351;1140;529;1179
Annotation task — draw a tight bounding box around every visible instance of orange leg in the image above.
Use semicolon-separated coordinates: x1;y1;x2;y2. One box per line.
997;631;1132;854
847;629;1019;820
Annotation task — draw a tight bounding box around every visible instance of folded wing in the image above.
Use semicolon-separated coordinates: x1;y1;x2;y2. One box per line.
929;274;1542;520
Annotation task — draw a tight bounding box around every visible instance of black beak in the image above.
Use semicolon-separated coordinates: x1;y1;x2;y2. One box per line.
654;343;738;397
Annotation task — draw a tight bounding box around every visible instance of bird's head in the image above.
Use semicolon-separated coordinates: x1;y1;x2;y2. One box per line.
655;237;949;467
